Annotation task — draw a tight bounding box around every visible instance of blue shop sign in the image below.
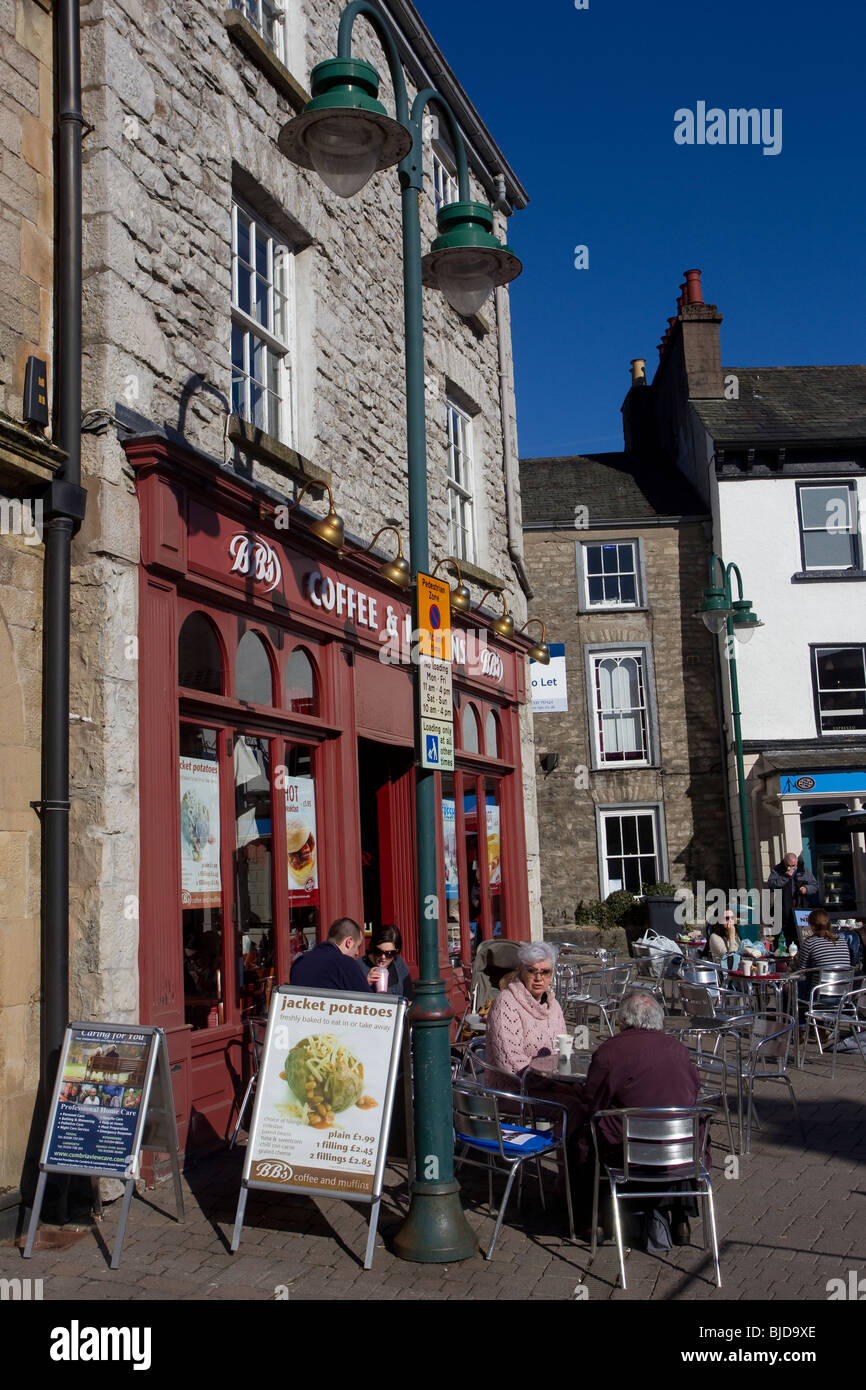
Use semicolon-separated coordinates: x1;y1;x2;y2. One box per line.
780;771;866;797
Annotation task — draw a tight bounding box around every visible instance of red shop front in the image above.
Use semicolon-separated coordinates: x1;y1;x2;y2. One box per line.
129;436;531;1155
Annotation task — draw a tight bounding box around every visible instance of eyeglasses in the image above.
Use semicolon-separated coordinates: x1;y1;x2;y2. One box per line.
374;947;398;958
525;967;553;978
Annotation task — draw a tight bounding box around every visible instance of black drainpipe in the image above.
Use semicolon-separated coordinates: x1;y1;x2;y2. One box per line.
38;0;87;1105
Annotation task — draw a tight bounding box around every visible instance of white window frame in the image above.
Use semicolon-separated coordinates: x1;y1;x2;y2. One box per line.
231;0;287;64
231;198;296;447
586;645;658;769
797;481;861;572
577;537;645;610
596;804;666;898
446;398;476;564
432;140;458;214
813;645;866;735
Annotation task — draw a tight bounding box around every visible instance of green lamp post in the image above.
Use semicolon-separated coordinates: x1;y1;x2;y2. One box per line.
279;1;522;1263
695;554;764;939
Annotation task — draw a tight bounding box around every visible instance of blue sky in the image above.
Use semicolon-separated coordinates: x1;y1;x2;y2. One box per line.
416;0;866;458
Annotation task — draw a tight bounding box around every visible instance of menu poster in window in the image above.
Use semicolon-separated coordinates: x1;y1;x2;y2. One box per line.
180;757;222;907
443;797;459;900
285;776;319;905
486;799;501;888
44;1027;153;1176
242;987;407;1199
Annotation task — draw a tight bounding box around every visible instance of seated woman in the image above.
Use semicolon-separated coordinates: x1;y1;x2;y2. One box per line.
798;910;852;1011
486;941;565;1075
707;908;740;965
358;924;414;999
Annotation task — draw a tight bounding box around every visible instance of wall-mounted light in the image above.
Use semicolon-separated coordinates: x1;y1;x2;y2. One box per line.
517;618;550;664
362;525;411;589
431;556;471;612
473;588;514;639
290;481;344;550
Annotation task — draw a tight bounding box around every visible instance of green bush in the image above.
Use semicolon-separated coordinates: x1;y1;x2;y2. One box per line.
603;889;640;925
641;881;677;897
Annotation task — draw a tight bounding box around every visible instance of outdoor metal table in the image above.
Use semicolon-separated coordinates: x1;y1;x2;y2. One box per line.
527;1051;593;1082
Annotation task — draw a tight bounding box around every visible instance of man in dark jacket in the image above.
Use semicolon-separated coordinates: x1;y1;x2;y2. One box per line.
289;918;378;993
767;853;818;933
573;990;702;1246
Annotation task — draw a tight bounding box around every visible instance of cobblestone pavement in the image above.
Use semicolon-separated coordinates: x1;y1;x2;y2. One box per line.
2;1044;864;1305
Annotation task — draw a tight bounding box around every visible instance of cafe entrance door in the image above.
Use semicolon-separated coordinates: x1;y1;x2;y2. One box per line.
357;738;417;970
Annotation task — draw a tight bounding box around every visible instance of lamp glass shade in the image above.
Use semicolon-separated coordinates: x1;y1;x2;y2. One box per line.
699;610;728;634
732;623;757;644
432;248;498;317
303;114;387;198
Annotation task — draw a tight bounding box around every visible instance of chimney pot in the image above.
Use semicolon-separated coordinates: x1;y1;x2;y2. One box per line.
684;268;704;304
630;358;646;385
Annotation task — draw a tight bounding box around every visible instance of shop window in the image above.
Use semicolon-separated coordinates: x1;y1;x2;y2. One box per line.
236;630;274;705
798;482;861;571
463;781;481;954
484;778;504;937
485;709;500;759
588;649;652;766
813;646;866;734
578;540;642;609
231;199;296;446
598;806;661;896
178;613;224;694
286;647;318;715
180;725;225;1030
446;398;476;563
441;772;461;958
283;743;320;961
461;702;481;753
234;735;274;1017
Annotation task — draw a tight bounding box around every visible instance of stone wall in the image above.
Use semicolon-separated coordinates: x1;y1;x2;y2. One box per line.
526;520;730;927
68;0;537;1015
0;0;54;1194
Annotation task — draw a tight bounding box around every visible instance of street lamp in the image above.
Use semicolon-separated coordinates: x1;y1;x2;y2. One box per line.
695;554;764;938
279;0;522;1262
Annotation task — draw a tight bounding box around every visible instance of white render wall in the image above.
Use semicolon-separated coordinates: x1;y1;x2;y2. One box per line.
716;475;866;742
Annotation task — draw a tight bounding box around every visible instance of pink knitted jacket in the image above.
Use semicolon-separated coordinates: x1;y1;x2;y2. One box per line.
486;979;566;1074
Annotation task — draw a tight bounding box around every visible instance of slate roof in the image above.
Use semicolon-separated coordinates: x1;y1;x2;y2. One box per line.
519;451;707;527
692;366;866;444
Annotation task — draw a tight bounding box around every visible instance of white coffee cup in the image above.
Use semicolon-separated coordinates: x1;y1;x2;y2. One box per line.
756;959;769;976
742;959;752;977
556;1033;573;1059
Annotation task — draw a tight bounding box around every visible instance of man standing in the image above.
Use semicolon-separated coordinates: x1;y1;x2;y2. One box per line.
767;852;818;935
289;918;380;993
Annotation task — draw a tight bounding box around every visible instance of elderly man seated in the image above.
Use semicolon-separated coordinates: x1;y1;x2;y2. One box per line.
573;989;702;1247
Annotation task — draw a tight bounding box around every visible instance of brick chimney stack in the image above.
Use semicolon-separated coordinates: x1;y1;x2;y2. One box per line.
678;269;724;399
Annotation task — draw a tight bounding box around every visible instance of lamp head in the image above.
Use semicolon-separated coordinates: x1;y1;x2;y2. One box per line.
451;580;471;612
422;202;522;317
310;502;344;551
278;58;411;198
381;553;411;589
529;640;551;664
695;584;732;633
732;598;763;644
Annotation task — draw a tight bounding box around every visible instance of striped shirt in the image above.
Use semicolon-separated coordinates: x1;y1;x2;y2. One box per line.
800;935;852;974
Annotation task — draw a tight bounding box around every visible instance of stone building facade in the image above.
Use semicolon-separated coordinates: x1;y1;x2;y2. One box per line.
0;0;63;1208
521;446;731;927
0;0;540;1193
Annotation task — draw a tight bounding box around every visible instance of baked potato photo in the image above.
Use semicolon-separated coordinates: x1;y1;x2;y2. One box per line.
284;1034;366;1128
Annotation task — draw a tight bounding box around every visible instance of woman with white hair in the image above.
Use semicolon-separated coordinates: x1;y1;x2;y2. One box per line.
486;942;565;1075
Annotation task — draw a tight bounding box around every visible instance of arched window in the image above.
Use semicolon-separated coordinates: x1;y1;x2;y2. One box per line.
485;709;500;759
235;630;274;705
286;647;319;716
461;703;480;754
178;612;224;694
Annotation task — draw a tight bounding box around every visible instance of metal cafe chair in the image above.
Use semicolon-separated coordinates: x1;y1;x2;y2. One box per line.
670;1025;738;1156
228;1014;268;1149
827;987;866;1079
801;968;859;1068
588;1106;722;1290
452;1079;575;1260
736;1012;804;1154
565;962;636;1037
678;981;751;1026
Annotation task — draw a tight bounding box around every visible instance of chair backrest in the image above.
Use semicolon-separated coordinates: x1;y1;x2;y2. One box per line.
813;968;856;1004
683;961;722;1001
453;1083;504;1150
594;1107;707;1179
749;1012;794;1072
679;982;717;1020
250;1015;268;1070
604;963;636;1003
